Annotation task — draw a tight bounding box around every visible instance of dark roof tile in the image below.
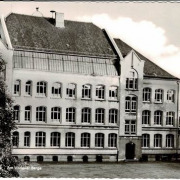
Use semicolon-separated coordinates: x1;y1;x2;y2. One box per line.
6;13;116;57
114;38;177;79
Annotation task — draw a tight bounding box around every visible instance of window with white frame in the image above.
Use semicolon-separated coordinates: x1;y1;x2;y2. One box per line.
142;110;150;125
81;133;90;147
95;133;104;147
95;108;105;124
66;107;75;123
108;133;117;147
13;105;20;121
50;132;60;147
12;131;19;147
35;131;46;147
14;80;21;95
166;111;174;126
65;132;75;147
154;134;162;147
52;82;61;97
109;109;118;124
143;88;151;102
155;89;163;103
166;134;174;148
51;107;61;122
81;108;91;123
25;106;31;121
125;96;137;113
126;71;138;90
25;81;32;96
36;106;46;122
66;83;76;98
125;120;136;135
37;81;47;97
154;111;163;125
24;131;30;147
167;90;175;103
95;85;105;100
109;86;118;100
142;134;150;148
82;84;91;99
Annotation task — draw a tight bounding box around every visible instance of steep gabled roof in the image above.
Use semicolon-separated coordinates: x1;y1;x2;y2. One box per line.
5;13;116;57
114;38;177;79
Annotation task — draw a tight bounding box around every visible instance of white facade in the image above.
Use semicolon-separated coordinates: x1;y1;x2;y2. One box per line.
0;13;179;162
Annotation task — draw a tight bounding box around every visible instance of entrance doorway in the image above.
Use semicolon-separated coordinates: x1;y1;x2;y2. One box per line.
82;155;88;162
125;142;135;159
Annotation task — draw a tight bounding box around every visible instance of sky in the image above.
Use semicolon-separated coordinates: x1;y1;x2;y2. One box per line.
0;1;180;78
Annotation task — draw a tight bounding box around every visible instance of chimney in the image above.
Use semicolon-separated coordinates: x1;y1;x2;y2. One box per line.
55;12;64;28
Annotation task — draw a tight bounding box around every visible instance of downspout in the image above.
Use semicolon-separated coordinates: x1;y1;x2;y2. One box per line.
176;81;179;160
103;29;124;161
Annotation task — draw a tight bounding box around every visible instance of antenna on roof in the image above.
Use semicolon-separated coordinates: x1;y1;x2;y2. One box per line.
32;7;43;17
50;10;56;19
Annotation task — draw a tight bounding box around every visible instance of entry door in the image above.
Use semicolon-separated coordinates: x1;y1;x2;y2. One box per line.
125;142;135;159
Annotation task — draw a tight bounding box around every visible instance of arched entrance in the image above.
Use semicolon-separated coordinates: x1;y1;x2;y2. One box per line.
125;142;135;159
82;155;88;162
67;156;73;162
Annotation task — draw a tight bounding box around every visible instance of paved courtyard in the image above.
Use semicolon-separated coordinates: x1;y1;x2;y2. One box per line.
18;162;180;178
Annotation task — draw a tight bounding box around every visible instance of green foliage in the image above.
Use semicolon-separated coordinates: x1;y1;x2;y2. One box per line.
0;57;19;177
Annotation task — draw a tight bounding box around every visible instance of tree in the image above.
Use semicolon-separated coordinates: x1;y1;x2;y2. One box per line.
0;56;19;177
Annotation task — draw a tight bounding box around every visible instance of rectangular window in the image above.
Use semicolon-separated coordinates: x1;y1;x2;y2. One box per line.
51;132;60;147
154;111;162;125
109;86;118;100
37;81;46;97
81;108;91;123
35;132;45;147
166;112;174;126
143;88;151;102
51;107;61;122
82;84;91;99
25;106;31;121
154;134;162;147
167;90;175;103
52;83;61;97
125;120;136;135
95;108;105;124
65;133;75;147
125;96;137;113
95;133;104;147
81;133;90;147
109;109;118;124
155;89;163;103
24;132;30;147
66;83;76;98
36;106;46;122
66;108;75;122
166;135;174;148
142;111;150;125
126;78;138;90
96;85;105;100
108;134;117;147
14;80;20;95
142;134;150;148
25;81;32;96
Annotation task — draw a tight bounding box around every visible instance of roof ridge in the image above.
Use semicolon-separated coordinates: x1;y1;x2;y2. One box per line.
7;12;93;25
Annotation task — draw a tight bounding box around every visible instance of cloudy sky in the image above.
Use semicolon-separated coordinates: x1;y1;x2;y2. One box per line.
0;2;180;78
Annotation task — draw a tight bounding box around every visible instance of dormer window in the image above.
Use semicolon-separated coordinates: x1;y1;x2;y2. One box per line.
126;71;138;90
